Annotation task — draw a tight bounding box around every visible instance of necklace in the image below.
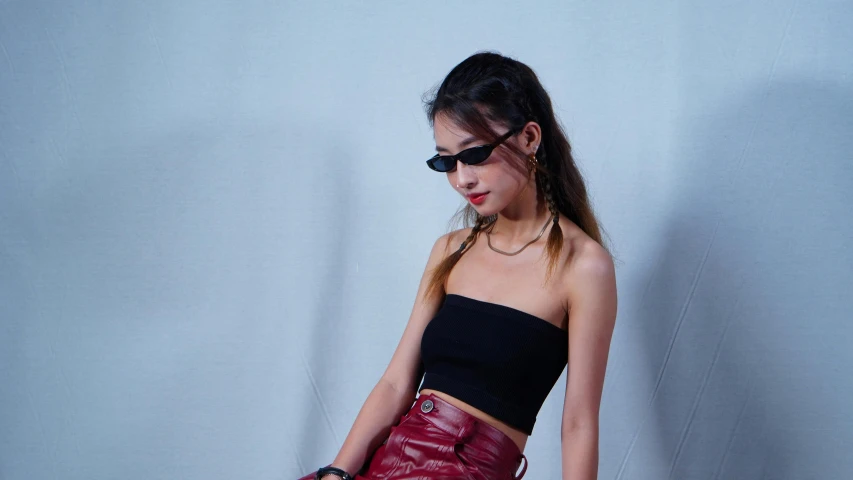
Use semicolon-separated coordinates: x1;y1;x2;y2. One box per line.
486;213;555;256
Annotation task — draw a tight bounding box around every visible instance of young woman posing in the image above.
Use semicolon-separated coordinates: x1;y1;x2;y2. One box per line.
300;51;617;480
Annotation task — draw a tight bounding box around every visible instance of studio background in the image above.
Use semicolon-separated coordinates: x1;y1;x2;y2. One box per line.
1;1;852;479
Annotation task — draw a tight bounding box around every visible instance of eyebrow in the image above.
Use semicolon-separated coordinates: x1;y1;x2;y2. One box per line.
435;136;480;153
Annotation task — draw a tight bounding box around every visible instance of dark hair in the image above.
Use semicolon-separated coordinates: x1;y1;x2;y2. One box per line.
422;50;614;301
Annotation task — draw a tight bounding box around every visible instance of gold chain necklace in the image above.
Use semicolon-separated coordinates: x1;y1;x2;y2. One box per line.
486;213;555;256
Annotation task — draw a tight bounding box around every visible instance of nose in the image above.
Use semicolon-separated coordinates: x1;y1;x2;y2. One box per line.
454;159;477;189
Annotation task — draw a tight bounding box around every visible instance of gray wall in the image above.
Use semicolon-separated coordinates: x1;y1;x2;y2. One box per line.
1;1;851;479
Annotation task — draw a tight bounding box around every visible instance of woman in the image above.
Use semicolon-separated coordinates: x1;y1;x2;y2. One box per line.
300;51;617;480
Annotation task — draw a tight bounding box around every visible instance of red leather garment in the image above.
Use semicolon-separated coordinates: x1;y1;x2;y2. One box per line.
298;393;527;480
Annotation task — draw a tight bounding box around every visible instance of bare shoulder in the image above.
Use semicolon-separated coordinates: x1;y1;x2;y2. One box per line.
448;225;475;240
559;220;616;302
568;237;614;278
429;226;475;260
418;227;474;296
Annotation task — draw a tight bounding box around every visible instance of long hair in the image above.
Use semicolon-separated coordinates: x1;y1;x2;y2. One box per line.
422;51;614;301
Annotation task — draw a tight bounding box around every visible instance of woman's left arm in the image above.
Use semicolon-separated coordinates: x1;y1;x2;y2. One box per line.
560;244;618;480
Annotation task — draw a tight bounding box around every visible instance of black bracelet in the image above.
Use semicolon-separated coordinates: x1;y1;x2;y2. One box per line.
315;465;354;480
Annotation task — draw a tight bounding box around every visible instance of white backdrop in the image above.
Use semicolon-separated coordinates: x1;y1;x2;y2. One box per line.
1;1;852;479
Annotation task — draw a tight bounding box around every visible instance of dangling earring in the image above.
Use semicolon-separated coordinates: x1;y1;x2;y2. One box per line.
527;152;538;176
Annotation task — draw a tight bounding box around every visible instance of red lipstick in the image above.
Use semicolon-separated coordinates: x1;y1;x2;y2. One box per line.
468;192;488;205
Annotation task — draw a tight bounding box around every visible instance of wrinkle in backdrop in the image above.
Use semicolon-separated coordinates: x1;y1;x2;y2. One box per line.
1;1;852;480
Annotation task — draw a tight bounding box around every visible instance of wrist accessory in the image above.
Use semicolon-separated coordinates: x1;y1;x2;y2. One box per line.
314;465;354;480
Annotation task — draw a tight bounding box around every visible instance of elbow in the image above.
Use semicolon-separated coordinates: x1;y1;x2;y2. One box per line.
561;415;598;437
379;375;407;396
379;375;418;401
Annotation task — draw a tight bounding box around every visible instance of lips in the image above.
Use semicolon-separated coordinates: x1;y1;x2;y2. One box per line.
467;192;488;205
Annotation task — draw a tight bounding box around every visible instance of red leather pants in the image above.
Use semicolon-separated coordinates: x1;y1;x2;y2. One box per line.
299;392;528;480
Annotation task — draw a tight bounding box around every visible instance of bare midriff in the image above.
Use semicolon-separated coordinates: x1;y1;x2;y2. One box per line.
418;388;528;452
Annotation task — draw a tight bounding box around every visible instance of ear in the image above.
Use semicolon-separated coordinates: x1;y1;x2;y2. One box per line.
519;121;542;151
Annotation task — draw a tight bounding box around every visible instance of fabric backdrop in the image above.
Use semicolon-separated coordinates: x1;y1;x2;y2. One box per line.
1;1;851;479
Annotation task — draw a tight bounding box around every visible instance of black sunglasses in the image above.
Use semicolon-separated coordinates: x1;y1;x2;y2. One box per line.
426;128;518;172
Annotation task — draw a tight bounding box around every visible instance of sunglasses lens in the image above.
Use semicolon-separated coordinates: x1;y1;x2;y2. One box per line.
459;146;492;166
427;156;452;172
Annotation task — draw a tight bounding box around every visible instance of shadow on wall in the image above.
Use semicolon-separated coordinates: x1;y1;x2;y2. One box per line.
0;101;366;479
630;78;853;480
289;135;359;478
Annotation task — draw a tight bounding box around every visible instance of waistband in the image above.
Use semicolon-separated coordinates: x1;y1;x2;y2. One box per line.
407;392;528;478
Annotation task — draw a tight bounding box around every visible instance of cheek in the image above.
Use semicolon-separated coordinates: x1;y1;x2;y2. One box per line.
491;163;528;192
445;172;457;188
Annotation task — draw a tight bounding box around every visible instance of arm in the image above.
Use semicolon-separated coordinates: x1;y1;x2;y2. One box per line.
321;233;453;478
561;243;617;480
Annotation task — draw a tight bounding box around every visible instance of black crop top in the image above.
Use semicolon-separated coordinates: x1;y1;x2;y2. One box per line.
418;294;568;435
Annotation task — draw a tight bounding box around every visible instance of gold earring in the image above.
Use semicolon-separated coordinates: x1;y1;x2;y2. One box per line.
528;153;538;169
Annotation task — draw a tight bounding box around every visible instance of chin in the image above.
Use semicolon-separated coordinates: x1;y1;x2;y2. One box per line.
471;205;500;217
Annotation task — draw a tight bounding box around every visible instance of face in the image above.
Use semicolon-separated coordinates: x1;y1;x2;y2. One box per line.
432;115;536;216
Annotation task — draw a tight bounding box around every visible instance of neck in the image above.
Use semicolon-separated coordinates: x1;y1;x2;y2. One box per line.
490;180;553;241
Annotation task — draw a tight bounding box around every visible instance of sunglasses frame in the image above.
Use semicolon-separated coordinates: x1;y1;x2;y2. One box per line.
426;128;519;172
